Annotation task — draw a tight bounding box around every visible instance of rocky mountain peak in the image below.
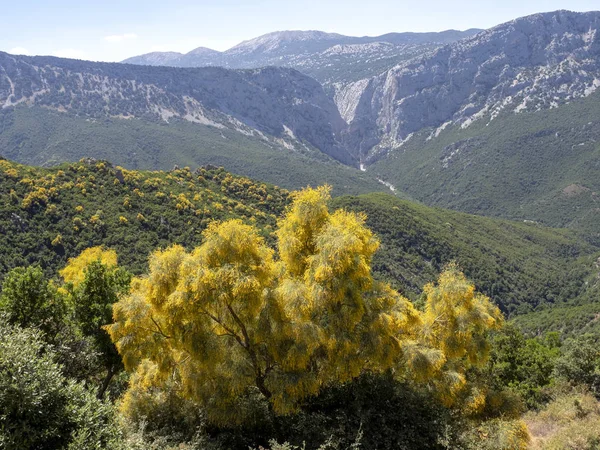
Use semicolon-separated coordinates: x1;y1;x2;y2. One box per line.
340;9;600;162
120;28;479;85
124;51;183;66
186;47;222;56
227;30;347;55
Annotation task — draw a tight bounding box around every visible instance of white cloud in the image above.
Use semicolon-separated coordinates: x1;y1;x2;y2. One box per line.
104;33;138;43
52;49;87;59
9;47;31;55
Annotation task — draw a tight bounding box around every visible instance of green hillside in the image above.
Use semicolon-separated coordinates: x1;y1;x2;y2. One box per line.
512;301;600;337
370;90;600;236
0;106;387;197
332;193;600;315
0;157;289;278
2;157;598;321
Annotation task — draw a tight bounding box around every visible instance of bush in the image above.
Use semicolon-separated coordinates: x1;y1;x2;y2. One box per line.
485;326;560;408
555;335;600;395
0;322;121;449
268;374;460;450
0;265;67;338
118;374;206;445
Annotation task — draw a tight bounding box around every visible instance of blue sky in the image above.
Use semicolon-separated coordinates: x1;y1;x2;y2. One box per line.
1;0;598;62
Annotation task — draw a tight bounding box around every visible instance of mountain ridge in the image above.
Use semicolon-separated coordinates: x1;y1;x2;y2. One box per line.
343;9;600;161
122;28;483;65
121;29;482;88
0;52;357;165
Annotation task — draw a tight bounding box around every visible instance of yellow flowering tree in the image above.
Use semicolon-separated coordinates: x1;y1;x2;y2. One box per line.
61;247;130;397
409;265;504;409
60;246;118;287
108;186;503;424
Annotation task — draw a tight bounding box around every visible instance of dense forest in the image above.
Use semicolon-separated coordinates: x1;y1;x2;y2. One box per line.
2;157;599;317
2;157;600;448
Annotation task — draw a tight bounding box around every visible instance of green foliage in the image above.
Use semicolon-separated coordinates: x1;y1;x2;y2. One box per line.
270;374;459;450
511;293;600;338
0;262;110;388
555;335;600;395
71;259;130;343
485;326;560;408
0;157;289;280
331;193;600;316
0;265;67;338
64;253;132;397
0;322;121;450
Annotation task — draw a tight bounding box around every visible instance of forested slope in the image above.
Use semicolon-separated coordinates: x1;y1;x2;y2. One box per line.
2;157;598;320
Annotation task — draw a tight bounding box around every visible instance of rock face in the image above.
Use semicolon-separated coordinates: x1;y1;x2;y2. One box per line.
122;29;481;86
0;53;354;165
343;10;600;162
121;11;600;166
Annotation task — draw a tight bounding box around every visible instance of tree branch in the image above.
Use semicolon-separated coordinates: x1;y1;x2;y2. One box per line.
150;316;172;339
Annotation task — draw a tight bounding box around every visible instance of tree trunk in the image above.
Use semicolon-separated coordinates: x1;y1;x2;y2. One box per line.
256;375;272;400
98;365;115;399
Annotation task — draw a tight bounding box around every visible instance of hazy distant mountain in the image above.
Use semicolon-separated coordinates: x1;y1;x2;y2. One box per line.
122;29;482;86
226;30;350;56
127;51;184;66
0;52;362;165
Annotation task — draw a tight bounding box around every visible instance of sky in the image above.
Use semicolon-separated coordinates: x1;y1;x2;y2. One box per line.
1;0;599;62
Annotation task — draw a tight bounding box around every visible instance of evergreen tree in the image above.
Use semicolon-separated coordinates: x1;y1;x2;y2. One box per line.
0;265;67;339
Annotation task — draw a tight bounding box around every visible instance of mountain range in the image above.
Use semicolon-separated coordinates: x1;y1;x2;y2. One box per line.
122;29;482;88
0;51;388;195
2;10;600;234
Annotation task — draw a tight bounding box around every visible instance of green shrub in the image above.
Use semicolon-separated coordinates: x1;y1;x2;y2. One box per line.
485;326;560;408
0;265;67;338
0;322;121;449
555;335;600;395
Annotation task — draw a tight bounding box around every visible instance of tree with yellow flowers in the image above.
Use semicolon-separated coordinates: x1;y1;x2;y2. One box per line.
407;265;505;410
107;186;505;425
61;247;131;398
